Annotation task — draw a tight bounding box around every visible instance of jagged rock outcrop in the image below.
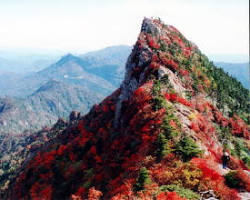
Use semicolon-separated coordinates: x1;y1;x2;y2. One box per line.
5;18;249;200
69;111;81;122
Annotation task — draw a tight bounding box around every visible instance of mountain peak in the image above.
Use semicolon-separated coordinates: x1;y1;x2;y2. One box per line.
56;53;80;65
121;17;197;96
33;79;62;93
141;17;161;35
114;17;197;127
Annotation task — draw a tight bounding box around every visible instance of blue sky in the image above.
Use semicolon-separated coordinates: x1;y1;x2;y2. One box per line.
0;0;249;56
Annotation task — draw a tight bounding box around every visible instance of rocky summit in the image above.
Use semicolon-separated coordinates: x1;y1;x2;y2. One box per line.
5;18;249;200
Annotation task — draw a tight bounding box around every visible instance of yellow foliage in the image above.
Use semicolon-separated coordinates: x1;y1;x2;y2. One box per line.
188;112;197;120
181;168;202;189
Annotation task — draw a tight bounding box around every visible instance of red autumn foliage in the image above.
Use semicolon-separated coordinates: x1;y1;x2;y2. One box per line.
42;150;57;168
149;62;160;70
172;34;186;49
89;146;97;155
165;93;170;100
190;122;200;133
94;155;102;163
165;93;192;107
161;57;179;72
40;185;53;200
111;178;134;197
183;49;192;57
160;36;171;45
30;182;53;200
177;97;192;107
57;145;67;156
214;111;229;127
71;187;86;200
170;93;178;102
133;86;152;108
191;158;221;181
229;156;249;170
156;192;186;200
39;171;53;181
237;170;250;191
179;69;189;76
147;34;160;49
229;115;250;139
191;158;240;200
152;53;160;62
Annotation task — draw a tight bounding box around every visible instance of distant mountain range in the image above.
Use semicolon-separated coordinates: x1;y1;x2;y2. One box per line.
214;62;249;89
0;45;248;134
0;45;132;134
0;45;132;97
0;80;103;134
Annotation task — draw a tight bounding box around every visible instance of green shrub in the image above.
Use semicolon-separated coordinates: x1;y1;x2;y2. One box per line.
156;133;171;162
175;137;202;162
152;80;166;111
160;42;167;52
134;167;151;191
224;171;240;188
161;117;179;139
152;80;161;96
152;96;166;111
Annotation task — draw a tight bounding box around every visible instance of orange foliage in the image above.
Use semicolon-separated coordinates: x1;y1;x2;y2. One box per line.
88;187;103;200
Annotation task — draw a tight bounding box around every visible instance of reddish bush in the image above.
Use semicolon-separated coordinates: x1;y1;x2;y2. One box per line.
165;93;191;107
71;187;86;200
30;182;53;200
162;59;179;72
179;69;189;76
152;54;160;62
237;170;250;191
165;93;171;101
40;185;53;200
229;115;250;139
150;62;160;70
89;146;97;155
57;145;67;156
133;87;152;105
229;156;249;170
183;49;192;57
191;158;240;200
156;192;186;200
170;93;178;102
177;97;192;107
147;34;160;49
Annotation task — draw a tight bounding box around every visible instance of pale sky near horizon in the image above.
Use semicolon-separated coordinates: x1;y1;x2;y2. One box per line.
0;0;249;56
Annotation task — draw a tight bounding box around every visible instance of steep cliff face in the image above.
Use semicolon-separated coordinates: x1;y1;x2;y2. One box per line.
6;18;249;200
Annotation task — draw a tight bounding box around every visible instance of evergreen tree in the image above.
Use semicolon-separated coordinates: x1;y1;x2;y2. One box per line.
156;133;168;162
134;167;151;191
175;137;202;161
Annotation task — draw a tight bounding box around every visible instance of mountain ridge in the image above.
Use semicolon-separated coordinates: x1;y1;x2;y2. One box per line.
0;80;104;134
